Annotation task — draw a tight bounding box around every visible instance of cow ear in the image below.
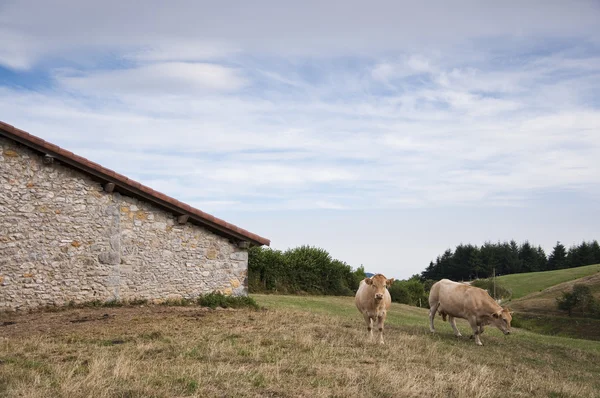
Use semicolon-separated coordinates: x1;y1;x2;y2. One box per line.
386;278;395;287
364;278;373;285
503;307;514;315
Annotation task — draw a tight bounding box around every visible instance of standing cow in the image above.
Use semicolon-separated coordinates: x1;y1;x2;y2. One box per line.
355;274;395;344
428;279;513;346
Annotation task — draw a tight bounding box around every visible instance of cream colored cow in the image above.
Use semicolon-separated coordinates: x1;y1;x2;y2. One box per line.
355;274;395;344
428;279;513;346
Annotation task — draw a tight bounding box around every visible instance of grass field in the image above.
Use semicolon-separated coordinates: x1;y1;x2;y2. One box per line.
2;295;600;397
497;263;600;299
511;312;600;341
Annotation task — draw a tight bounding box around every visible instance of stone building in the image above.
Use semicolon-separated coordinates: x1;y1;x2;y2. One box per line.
0;121;270;311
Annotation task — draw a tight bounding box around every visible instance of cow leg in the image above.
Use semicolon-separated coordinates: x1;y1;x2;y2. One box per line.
429;302;440;333
468;318;483;346
363;313;374;341
448;316;462;337
376;313;386;345
470;325;485;339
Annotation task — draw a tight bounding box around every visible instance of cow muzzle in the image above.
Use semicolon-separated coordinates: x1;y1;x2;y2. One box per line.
375;294;384;301
504;330;511;335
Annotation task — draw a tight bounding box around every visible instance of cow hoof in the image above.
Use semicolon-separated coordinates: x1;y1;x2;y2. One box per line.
455;334;462;338
476;342;483;346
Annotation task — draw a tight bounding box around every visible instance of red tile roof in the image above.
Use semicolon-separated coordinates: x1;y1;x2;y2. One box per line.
0;121;270;247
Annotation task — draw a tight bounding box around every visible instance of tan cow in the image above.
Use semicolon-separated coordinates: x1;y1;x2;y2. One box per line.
428;279;513;346
355;274;395;344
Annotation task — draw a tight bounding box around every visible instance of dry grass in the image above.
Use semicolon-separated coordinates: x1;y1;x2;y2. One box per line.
1;297;600;398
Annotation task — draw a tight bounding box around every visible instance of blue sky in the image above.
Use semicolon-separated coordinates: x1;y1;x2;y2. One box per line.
2;0;600;279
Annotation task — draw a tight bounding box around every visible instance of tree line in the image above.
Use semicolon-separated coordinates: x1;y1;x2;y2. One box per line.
248;245;431;307
247;239;599;309
421;240;600;282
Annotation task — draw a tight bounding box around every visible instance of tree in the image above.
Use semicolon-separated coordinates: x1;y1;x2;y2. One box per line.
556;284;596;317
389;281;411;304
592;241;600;265
421;261;437;281
535;246;548;271
389;278;428;307
248;245;364;295
508;240;523;273
479;242;499;278
519;241;538;273
248;246;288;292
547;242;567;270
452;244;477;281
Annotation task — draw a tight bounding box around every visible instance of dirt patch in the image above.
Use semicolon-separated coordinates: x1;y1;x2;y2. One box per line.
0;305;218;338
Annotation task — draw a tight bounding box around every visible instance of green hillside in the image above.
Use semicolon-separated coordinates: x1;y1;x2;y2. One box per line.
497;265;600;341
509;270;600;313
497;263;600;299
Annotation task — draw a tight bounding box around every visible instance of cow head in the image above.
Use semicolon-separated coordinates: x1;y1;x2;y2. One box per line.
489;307;513;335
364;274;395;302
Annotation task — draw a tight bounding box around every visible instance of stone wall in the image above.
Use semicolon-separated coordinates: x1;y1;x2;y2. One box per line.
0;136;249;311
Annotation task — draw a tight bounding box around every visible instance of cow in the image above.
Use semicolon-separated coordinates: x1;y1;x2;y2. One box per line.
355;274;395;344
428;278;513;346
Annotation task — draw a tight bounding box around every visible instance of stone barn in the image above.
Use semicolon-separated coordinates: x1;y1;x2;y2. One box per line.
0;121;270;311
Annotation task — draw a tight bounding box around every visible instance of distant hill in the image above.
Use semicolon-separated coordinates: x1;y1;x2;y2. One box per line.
509;270;600;315
497;264;600;341
496;263;600;300
365;272;375;277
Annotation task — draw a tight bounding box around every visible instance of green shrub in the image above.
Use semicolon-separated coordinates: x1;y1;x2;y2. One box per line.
389;278;429;307
248;245;364;296
389;282;411;304
197;292;259;310
470;278;512;300
556;284;598;317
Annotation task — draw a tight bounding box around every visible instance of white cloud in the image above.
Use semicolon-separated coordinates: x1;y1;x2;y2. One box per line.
0;29;38;70
125;41;240;63
371;55;438;82
55;62;247;95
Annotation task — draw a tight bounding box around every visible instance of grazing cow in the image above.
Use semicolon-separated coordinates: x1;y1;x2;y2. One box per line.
355;274;395;344
428;279;513;346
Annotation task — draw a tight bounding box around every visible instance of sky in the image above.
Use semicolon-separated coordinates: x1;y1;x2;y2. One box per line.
1;1;600;279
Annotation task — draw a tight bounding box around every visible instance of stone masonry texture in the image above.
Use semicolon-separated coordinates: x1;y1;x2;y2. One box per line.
0;136;249;311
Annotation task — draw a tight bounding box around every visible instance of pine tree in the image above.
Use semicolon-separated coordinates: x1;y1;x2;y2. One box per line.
519;241;537;272
535;246;548;271
548;241;567;270
591;241;600;264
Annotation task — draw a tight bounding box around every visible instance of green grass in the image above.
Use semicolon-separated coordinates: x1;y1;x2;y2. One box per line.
254;294;600;352
512;313;600;341
497;263;600;299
